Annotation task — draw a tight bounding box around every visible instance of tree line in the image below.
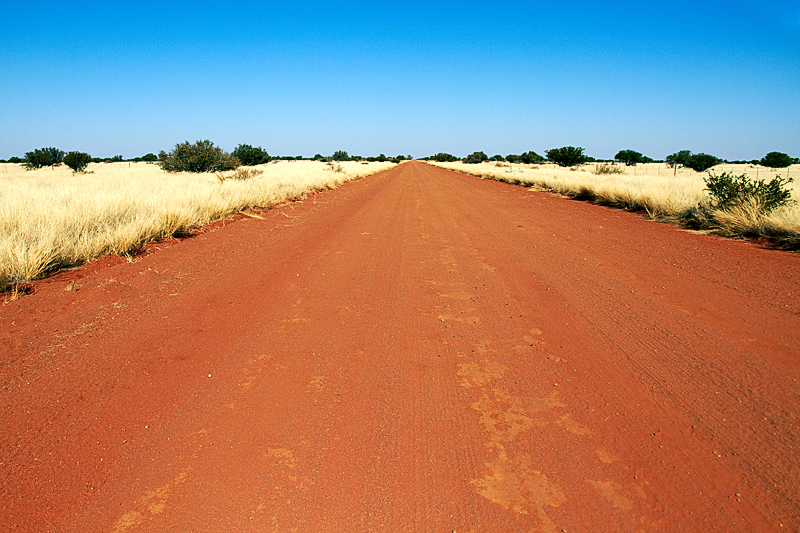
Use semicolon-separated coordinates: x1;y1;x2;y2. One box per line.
3;142;797;173
421;148;798;172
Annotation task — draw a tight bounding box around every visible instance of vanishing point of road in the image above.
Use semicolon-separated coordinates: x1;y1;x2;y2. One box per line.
2;161;798;531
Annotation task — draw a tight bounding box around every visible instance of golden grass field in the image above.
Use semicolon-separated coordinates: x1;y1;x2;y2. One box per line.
428;160;800;246
0;160;395;293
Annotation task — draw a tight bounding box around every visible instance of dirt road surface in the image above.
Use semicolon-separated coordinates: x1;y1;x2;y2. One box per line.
2;161;798;532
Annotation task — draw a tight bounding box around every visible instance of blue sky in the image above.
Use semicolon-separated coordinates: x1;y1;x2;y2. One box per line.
1;1;798;161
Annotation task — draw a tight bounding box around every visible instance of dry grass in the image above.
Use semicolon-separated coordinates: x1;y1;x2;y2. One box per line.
428;161;800;246
0;160;395;292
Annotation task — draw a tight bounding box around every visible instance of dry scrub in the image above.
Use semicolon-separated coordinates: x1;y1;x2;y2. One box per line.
429;161;800;247
0;160;395;292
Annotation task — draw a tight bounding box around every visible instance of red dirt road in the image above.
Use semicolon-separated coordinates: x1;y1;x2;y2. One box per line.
2;161;799;532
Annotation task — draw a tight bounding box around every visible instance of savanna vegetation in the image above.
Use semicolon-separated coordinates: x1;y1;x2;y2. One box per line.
0;157;395;294
427;159;799;248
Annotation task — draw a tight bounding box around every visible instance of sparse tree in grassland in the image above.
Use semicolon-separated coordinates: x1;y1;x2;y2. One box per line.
332;150;349;161
520;151;545;164
464;151;488;164
63;151;92;173
23;147;65;170
685;153;721;172
666;150;692;168
545;146;587;167
158;140;239;173
760;151;794;168
615;149;644;166
432;153;459;162
233;144;270;166
666;150;721;172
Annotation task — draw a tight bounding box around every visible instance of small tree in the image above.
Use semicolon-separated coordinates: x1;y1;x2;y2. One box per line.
464;151;488;164
666;150;721;172
158;140;239;172
760;151;794;168
63;151;92;173
520;151;544;164
615;149;651;166
432;153;458;162
685;153;721;172
546;146;586;167
8;156;22;163
332;150;349;161
140;153;158;162
232;144;270;166
666;150;692;168
23;147;65;169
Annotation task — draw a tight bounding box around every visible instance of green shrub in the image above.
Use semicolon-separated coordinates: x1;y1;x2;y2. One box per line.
158;140;240;173
464;151;488;164
615;149;653;166
63;151;92;173
760;151;794;168
546;146;587;167
332;150;349;161
232;144;270;166
8;156;22;163
666;150;721;172
432;153;459;162
520;151;545;164
685;153;721;172
703;172;793;214
23;147;65;169
666;150;692;168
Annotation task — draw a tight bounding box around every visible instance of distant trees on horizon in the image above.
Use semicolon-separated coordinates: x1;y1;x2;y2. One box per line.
4;143;798;171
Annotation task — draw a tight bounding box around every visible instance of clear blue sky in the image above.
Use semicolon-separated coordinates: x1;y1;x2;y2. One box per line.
1;1;798;161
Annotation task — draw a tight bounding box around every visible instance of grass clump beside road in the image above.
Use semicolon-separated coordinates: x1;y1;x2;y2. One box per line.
428;161;800;247
0;160;395;292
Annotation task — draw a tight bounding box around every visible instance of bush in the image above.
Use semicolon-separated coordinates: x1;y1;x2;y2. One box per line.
464;151;488;164
703;172;793;214
760;151;794;168
332;150;349;161
546;146;586;167
615;149;653;166
23;147;65;169
63;151;92;173
8;156;22;163
105;155;123;162
158;140;240;173
520;151;545;164
666;150;721;172
216;167;263;183
232;144;270;166
666;150;692;168
686;153;721;172
593;163;625;175
432;153;459;162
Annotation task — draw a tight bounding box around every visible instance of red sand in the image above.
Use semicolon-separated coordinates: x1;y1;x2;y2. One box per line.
2;161;798;532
